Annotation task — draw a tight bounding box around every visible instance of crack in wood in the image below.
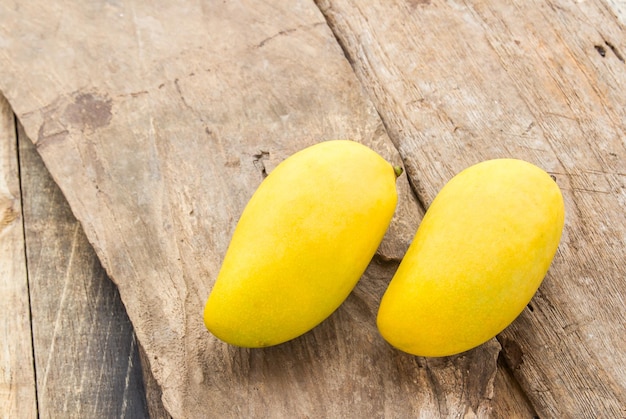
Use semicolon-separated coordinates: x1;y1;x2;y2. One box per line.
498;337;525;371
604;40;625;62
256;22;326;49
252;150;270;179
595;39;625;62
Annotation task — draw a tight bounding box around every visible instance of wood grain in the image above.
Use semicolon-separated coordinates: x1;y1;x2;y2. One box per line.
316;0;626;416
491;356;538;419
0;0;522;417
3;0;625;416
0;88;37;419
17;121;150;418
2;1;486;417
139;344;172;419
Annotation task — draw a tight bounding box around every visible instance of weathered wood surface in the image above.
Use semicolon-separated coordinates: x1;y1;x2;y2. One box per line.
3;109;534;418
0;84;37;419
2;93;163;418
1;95;171;418
14;119;153;418
491;357;537;419
1;0;624;417
3;105;537;419
316;0;626;416
0;0;524;418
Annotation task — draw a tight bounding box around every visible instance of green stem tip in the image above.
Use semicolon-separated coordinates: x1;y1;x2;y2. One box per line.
393;165;404;179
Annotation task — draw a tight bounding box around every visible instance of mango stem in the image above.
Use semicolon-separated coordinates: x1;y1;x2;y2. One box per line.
393;165;404;179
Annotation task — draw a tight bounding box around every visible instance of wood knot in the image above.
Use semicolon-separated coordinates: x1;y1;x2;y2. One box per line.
0;195;19;233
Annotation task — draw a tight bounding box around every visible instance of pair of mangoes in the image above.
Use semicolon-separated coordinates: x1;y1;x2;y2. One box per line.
204;140;565;357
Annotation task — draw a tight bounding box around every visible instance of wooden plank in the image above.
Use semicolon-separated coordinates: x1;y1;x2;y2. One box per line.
491;357;538;419
139;344;172;419
17;122;150;418
0;1;516;417
0;94;37;418
605;0;626;27
316;0;626;416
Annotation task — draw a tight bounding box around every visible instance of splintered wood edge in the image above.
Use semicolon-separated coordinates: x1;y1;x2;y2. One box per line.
15;115;155;417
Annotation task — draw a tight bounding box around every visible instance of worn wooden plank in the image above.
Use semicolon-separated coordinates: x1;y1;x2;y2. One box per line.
139;344;172;419
0;94;37;418
17;121;150;418
316;0;626;416
0;0;529;417
491;357;538;419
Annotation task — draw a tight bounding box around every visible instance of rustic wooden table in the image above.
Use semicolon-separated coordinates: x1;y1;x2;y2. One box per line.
2;1;625;418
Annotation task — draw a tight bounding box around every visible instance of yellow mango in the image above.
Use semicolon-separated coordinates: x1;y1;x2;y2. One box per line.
377;159;564;357
204;140;399;347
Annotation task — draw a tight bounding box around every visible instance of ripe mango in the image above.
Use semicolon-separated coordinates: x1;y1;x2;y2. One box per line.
204;140;399;347
377;159;565;357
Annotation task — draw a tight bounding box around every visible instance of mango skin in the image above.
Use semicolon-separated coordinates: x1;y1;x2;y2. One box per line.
377;159;565;357
204;140;398;348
